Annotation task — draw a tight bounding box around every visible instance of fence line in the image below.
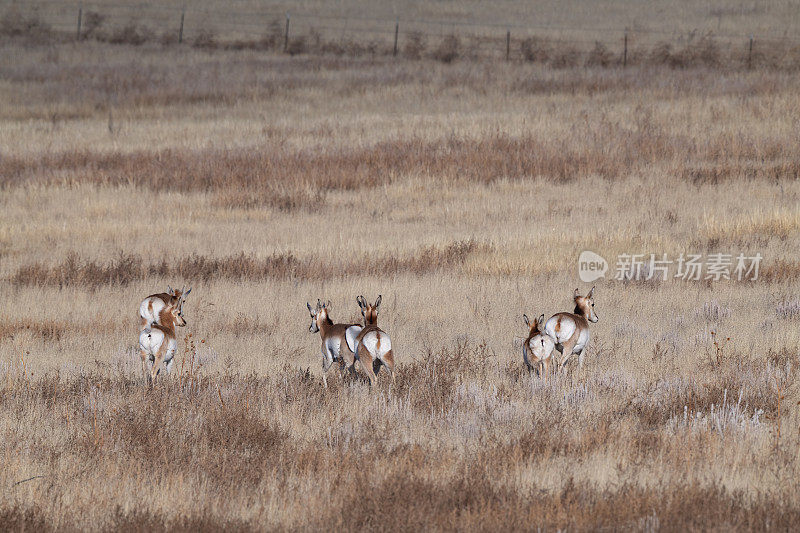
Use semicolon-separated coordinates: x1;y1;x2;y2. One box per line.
13;0;799;43
3;0;800;66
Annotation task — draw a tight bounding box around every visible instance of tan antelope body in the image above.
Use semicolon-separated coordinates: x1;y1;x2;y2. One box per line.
139;286;191;329
307;300;363;388
139;302;186;385
355;295;395;386
544;286;598;372
522;313;555;380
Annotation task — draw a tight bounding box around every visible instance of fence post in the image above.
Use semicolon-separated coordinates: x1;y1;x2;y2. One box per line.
178;6;185;44
748;35;753;69
393;20;399;57
506;30;510;61
283;14;290;52
76;2;82;40
623;31;628;67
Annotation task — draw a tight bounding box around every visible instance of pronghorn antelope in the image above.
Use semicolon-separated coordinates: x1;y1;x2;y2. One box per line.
139;286;191;329
354;295;395;386
522;313;555;380
307;300;363;388
138;300;186;385
544;286;598;372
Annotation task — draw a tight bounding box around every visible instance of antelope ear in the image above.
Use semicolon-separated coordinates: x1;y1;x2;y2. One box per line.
326;300;331;309
587;286;595;299
538;314;545;328
574;288;580;299
375;295;382;309
184;287;192;297
168;285;173;296
357;295;365;309
307;302;314;314
523;314;530;327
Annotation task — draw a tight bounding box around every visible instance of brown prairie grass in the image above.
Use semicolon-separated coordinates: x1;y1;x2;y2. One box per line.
10;241;485;287
2;29;800;531
1;345;798;530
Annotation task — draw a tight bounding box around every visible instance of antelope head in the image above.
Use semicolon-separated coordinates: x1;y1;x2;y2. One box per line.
573;286;598;323
357;295;381;326
523;313;546;337
307;299;332;333
163;303;186;328
171;285;192;314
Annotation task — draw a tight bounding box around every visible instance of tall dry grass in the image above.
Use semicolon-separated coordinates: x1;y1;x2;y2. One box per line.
1;31;800;530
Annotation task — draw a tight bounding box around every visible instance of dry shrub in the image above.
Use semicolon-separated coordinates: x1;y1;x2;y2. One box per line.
403;31;426;60
1;134;667;193
630;371;777;427
0;507;53;532
2;357;800;529
213;186;324;211
192;29;217;49
550;44;580;68
200;407;287;488
760;260;800;283
585;41;614;67
396;339;488;414
11;252;302;288
9;241;489;287
520;36;550;63
682;161;800;184
259;19;284;50
365;239;486;276
12;252;143;288
81;11;106;40
678;35;721;68
651;35;722;69
108;507;255;532
650;42;675;66
286;36;307;55
319;38;346;56
0;8;52;41
108;23;154;46
321;467;800;531
169;253;301;283
432;34;460;63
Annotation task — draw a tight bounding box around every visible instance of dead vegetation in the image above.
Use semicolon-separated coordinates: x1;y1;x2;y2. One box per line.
1;341;799;530
1;13;800;529
9;240;486;288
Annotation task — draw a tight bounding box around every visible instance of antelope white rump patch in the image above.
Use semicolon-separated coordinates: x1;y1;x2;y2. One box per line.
345;325;362;354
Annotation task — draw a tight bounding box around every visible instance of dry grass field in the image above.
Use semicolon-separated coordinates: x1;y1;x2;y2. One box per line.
2;3;800;529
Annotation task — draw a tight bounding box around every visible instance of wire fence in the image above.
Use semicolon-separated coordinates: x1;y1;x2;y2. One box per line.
3;0;800;67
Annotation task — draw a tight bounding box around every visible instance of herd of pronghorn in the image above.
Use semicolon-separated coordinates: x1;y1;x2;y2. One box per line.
137;285;598;387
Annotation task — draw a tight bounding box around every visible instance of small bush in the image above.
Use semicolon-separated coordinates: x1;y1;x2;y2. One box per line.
286;35;307;55
585;41;614;67
0;8;52;40
192;29;217;49
432;34;460;63
521;36;550;63
403;31;426;60
81;11;106;40
108;22;153;46
550;45;580;68
260;19;284;49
